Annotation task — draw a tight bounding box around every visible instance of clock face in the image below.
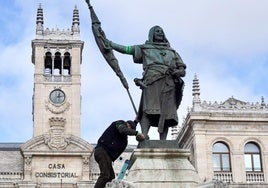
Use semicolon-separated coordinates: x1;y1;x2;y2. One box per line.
49;89;65;104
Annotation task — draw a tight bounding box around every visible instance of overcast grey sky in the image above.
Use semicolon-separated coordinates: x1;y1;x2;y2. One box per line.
0;0;268;144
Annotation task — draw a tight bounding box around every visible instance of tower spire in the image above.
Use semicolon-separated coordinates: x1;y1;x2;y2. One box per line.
36;4;44;35
192;74;201;110
72;5;80;36
261;96;266;108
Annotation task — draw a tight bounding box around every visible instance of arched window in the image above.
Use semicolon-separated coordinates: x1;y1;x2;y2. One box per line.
63;52;71;75
244;142;262;172
44;52;52;75
54;52;62;75
213;142;231;172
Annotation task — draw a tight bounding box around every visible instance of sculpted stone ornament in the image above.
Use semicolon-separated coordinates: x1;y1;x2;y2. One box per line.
45;100;70;114
85;0;186;140
213;179;229;188
105;179;135;188
24;156;32;166
44;117;70;150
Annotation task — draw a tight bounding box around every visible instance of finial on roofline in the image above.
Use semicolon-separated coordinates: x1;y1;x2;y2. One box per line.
36;4;44;35
192;74;201;107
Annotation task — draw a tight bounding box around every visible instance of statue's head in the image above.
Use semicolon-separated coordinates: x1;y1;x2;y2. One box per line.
148;26;169;44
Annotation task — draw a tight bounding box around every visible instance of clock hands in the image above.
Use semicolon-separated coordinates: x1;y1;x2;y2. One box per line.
57;92;63;98
50;89;65;104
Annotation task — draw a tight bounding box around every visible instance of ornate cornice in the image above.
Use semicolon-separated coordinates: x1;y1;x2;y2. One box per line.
193;96;268;113
21;134;93;154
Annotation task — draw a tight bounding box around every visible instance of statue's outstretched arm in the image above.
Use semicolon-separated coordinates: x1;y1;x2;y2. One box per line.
110;41;135;55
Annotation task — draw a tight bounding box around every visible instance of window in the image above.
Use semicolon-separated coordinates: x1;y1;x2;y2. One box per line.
63;52;71;75
44;52;52;75
44;51;71;77
213;142;231;172
54;52;62;75
244;142;262;172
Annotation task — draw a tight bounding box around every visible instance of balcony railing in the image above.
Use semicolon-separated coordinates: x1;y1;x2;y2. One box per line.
214;172;233;183
0;172;23;181
44;75;71;82
246;172;264;183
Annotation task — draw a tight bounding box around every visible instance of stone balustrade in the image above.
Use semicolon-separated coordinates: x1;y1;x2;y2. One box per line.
246;172;264;183
0;172;23;181
214;172;233;183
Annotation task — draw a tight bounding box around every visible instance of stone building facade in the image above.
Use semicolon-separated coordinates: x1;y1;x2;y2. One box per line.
0;143;132;187
177;75;268;187
1;4;268;188
0;5;132;188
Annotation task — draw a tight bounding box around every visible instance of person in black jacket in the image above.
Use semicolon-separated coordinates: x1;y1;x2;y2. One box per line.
94;120;145;188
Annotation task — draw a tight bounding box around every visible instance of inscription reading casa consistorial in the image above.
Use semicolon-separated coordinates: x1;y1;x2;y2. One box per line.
35;163;78;178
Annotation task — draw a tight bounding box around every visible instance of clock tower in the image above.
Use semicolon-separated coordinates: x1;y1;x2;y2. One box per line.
21;5;93;187
32;5;83;137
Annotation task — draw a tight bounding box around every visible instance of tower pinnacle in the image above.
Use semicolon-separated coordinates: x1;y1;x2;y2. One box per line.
192;74;201;110
36;4;44;35
72;5;80;36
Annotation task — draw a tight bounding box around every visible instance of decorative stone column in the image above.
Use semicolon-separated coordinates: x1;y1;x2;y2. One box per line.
82;155;90;180
23;155;32;181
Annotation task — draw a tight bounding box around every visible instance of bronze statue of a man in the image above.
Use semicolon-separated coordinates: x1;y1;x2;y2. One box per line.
85;0;186;140
109;26;186;140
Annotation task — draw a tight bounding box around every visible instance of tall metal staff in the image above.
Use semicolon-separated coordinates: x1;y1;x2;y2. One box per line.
85;0;138;115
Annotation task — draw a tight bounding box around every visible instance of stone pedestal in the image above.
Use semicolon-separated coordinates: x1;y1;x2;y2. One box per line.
125;140;200;188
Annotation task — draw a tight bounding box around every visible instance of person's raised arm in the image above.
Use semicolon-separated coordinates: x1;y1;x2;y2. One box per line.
116;121;145;141
116;122;137;136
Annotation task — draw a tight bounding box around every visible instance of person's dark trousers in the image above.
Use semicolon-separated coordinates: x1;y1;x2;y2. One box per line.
94;147;115;188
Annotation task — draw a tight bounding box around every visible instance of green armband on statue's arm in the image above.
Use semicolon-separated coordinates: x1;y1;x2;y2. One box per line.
125;46;132;54
110;41;134;55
